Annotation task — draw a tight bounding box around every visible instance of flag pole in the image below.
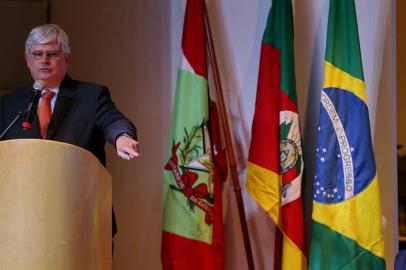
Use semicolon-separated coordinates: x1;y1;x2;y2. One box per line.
203;5;255;270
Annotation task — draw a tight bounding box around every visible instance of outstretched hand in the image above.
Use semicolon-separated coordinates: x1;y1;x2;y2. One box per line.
116;135;139;160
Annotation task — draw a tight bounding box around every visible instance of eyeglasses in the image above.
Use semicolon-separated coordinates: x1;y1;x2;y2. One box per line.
30;50;64;60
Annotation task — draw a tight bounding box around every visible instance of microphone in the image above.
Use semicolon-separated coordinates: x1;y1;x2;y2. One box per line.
22;80;45;130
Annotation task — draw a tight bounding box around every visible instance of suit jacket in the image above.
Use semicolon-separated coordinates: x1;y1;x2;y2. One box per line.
0;75;137;165
0;75;137;236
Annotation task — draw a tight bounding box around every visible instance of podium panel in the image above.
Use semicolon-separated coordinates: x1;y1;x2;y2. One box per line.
0;139;112;270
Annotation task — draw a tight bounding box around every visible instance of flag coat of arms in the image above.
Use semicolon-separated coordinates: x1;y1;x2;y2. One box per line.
246;0;307;269
309;0;385;269
161;0;224;269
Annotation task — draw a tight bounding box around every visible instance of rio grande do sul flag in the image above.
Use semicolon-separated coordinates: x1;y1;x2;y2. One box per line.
246;0;307;269
309;0;385;269
161;0;224;269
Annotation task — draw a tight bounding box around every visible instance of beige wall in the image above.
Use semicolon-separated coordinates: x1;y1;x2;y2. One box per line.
50;0;171;269
0;0;48;92
375;0;398;264
399;1;406;157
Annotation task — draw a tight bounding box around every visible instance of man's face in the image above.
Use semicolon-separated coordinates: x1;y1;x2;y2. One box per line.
25;43;70;88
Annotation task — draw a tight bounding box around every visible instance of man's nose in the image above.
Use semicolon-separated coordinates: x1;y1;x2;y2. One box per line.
39;55;51;62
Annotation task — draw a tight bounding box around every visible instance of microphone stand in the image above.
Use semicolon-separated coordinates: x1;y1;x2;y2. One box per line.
0;111;26;140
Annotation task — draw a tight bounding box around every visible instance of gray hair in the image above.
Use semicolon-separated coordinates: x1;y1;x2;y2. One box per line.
25;24;71;53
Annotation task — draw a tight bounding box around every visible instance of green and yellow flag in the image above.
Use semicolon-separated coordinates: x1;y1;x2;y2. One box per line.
309;0;385;269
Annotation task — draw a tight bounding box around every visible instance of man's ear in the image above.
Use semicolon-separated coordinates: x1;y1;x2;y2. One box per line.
24;53;29;67
64;53;71;63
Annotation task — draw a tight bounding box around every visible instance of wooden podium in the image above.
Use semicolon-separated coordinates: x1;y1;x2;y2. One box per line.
0;139;112;269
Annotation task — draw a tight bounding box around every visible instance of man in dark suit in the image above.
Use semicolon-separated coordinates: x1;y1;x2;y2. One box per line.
0;24;139;238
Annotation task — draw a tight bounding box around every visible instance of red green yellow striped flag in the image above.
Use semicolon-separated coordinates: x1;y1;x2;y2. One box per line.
161;0;225;269
309;0;385;269
246;0;307;269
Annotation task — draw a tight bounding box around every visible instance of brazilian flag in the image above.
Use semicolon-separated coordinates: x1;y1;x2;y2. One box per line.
309;0;385;269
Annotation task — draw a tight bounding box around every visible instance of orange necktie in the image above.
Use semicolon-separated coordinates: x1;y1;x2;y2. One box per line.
37;90;55;138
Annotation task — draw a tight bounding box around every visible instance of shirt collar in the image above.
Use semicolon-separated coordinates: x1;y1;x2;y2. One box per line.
42;86;59;95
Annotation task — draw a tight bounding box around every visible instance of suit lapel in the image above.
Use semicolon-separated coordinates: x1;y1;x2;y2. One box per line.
30;116;41;138
46;76;76;139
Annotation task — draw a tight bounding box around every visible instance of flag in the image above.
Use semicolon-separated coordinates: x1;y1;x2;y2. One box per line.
309;0;385;269
161;0;225;269
246;0;307;269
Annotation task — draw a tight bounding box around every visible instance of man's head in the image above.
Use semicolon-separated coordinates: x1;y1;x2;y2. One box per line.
25;24;71;88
